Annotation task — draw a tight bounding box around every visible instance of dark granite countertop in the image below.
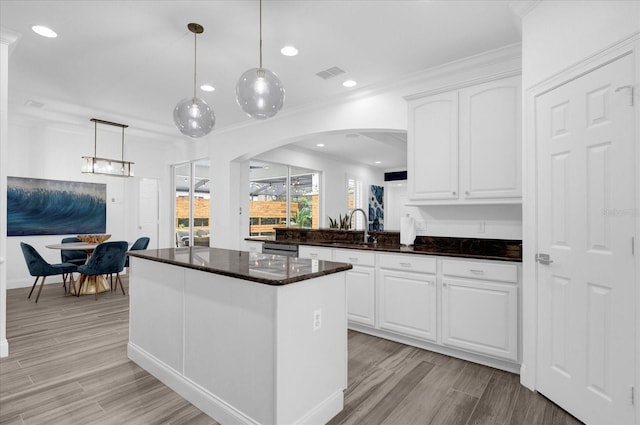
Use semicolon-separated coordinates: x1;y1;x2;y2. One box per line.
129;247;353;286
246;234;522;263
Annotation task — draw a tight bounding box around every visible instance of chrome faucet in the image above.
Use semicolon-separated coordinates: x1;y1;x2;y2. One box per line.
349;208;369;244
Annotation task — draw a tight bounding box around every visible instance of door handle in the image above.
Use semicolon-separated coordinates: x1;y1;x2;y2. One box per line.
535;253;553;265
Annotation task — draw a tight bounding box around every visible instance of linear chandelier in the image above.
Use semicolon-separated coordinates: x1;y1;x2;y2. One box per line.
81;118;134;177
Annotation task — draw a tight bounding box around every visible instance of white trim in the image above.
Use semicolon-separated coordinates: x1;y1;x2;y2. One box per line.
521;34;640;412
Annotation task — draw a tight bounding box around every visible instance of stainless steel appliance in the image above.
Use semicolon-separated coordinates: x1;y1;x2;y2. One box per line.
262;242;299;257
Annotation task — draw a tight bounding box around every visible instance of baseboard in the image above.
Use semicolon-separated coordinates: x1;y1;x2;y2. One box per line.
348;323;521;374
292;389;343;425
0;338;8;358
128;342;261;425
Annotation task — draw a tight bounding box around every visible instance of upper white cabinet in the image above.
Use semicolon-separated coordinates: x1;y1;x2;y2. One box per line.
407;91;459;201
407;75;522;204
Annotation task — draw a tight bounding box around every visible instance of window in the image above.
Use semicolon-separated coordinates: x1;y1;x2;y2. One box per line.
347;176;364;230
173;159;210;247
249;161;321;236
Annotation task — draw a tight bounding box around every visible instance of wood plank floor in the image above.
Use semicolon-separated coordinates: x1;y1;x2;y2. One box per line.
1;277;582;425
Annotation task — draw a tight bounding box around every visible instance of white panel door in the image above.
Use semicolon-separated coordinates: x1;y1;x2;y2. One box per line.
138;178;159;249
536;54;636;424
407;91;459;200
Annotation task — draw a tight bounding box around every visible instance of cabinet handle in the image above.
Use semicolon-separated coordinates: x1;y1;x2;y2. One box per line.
442;282;447;287
470;269;485;274
399;262;412;268
348;257;359;263
309;253;318;258
452;191;456;196
465;191;470;195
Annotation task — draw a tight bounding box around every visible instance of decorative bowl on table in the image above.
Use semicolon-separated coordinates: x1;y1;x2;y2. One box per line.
77;234;111;244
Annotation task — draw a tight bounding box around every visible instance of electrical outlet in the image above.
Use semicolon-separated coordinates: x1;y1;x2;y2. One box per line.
313;309;322;331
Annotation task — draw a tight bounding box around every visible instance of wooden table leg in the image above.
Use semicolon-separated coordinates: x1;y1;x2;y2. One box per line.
73;274;110;296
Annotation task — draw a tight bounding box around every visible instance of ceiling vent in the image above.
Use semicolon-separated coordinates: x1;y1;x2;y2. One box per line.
315;66;345;80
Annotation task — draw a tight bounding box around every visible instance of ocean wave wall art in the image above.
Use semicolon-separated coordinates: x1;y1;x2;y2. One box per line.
7;177;107;236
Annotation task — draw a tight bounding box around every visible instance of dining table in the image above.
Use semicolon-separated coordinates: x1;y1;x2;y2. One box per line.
45;241;110;295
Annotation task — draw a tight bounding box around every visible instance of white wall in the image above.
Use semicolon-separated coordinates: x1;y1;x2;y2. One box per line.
386;182;522;239
519;0;640;393
522;0;640;89
251;145;384;232
5;120;181;288
209;44;522;249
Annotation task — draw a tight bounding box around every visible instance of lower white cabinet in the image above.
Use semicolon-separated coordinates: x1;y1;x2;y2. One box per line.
378;269;437;341
298;245;333;261
244;240;263;253
345;266;376;326
441;260;519;362
297;244;521;369
334;249;376;326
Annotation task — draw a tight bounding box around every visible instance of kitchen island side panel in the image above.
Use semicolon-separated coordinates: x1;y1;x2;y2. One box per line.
183;267;277;424
275;272;347;425
129;258;185;374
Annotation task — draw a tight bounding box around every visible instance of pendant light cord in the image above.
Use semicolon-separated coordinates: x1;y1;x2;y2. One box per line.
259;0;263;69
193;29;197;100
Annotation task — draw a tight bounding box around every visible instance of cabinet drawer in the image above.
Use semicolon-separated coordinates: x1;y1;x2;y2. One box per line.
298;246;333;261
442;259;518;283
333;249;375;267
378;253;436;274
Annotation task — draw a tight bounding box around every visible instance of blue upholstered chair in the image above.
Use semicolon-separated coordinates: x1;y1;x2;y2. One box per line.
124;237;150;268
20;242;78;302
61;237;88;265
77;241;128;300
60;236;88;285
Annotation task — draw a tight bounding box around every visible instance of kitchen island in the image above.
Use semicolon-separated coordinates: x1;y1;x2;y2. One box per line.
127;247;352;425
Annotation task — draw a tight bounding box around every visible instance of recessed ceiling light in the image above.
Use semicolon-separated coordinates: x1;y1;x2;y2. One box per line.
342;79;357;88
281;45;298;56
32;25;57;38
200;84;215;92
316;143;325;147
375;161;382;164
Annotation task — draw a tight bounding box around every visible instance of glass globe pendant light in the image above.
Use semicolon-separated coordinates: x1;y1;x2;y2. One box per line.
174;23;215;137
236;0;285;120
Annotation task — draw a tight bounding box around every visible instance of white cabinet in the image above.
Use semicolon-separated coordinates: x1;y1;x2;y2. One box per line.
441;259;519;361
407;75;521;204
377;254;437;341
407;91;459;201
244;240;263;253
298;245;333;261
334;249;376;326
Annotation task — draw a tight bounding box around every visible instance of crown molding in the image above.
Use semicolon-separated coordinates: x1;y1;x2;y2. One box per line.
508;0;541;19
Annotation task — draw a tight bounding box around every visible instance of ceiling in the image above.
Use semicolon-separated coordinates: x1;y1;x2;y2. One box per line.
1;0;521;168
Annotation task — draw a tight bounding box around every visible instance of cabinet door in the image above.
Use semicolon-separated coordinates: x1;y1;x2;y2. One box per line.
298;245;333;261
378;269;437;342
346;265;376;326
407;91;459;200
244;240;263;253
459;76;521;200
441;277;518;361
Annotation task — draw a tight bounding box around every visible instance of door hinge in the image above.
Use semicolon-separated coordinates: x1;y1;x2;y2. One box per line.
615;85;635;106
632;386;635;406
633;237;635;256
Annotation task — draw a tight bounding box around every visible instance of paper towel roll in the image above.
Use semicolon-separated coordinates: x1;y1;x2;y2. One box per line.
400;216;416;246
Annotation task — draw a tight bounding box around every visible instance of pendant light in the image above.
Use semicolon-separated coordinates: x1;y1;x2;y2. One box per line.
173;23;215;137
236;0;285;120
